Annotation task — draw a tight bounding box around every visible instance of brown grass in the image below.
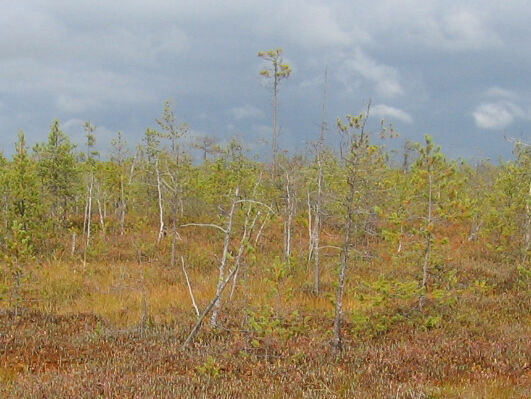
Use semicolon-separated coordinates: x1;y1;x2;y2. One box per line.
0;223;529;398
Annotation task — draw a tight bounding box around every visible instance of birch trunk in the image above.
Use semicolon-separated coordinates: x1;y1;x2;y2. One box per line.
210;187;239;327
83;173;94;267
156;159;165;244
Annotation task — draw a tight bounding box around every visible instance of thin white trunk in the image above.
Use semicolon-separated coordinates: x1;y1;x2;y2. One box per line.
210;187;239;327
523;180;531;263
82;199;88;240
83;174;94;267
254;211;271;246
128;154;137;185
272;63;279;171
313;150;323;295
230;209;260;301
332;183;354;352
71;232;76;256
119;175;126;236
96;191;105;237
181;256;200;317
183;264;240;348
156;159;165;245
307;190;314;265
284;171;294;260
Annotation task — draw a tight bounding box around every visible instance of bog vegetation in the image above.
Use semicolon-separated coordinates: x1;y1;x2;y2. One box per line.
0;54;529;398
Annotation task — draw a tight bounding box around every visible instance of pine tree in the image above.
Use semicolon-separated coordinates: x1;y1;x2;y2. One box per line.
35;120;79;231
9;132;43;245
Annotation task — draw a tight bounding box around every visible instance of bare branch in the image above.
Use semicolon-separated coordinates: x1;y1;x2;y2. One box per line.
181;256;200;317
182;264;240;348
179;223;227;234
234;199;276;214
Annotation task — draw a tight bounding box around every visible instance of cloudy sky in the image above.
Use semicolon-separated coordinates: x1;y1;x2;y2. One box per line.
1;0;530;161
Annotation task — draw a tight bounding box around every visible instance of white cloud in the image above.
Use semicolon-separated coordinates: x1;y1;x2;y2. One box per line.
472;101;524;130
56;96;96;114
0;59;154;114
439;9;501;50
255;1;360;48
230;104;265;120
339;49;403;98
376;3;502;51
485;87;518;100
371;104;413;124
280;3;353;48
299;76;323;90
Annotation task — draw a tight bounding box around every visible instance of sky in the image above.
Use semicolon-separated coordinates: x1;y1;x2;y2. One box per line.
1;0;530;161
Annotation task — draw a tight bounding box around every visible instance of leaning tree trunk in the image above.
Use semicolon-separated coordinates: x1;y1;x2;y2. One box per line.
210;187;239;327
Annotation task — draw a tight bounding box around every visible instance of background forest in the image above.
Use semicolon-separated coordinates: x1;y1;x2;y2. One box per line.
0;96;529;397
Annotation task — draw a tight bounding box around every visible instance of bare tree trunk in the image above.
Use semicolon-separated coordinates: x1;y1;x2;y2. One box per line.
156;159;165;245
171;223;178;267
254;211;271;246
284;171;294;261
83;173;94;267
311;69;327;294
116;154;135;237
313;149;323;295
210;187;239;327
71;232;76;256
307;190;314;265
119;175;126;236
96;191;105;237
272;63;279;172
181;256;200;317
313;210;321;295
170;187;180;267
332;185;354;352
229;175;264;300
82;195;89;241
139;270;149;338
523;181;531;263
419;172;433;310
183;265;240;348
230;209;261;301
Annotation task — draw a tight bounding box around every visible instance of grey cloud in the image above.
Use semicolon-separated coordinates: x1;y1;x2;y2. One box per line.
1;0;530;160
254;0;357;48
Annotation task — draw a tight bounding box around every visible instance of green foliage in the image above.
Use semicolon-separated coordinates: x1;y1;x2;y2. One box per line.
336;112;391;243
357;277;421;304
351;277;419;338
264;256;293;301
195;356;221;378
9;132;45;242
516;265;530;290
257;48;292;80
1;220;34;310
34;120;80;230
484;142;530;261
247;308;288;339
422;314;442;330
